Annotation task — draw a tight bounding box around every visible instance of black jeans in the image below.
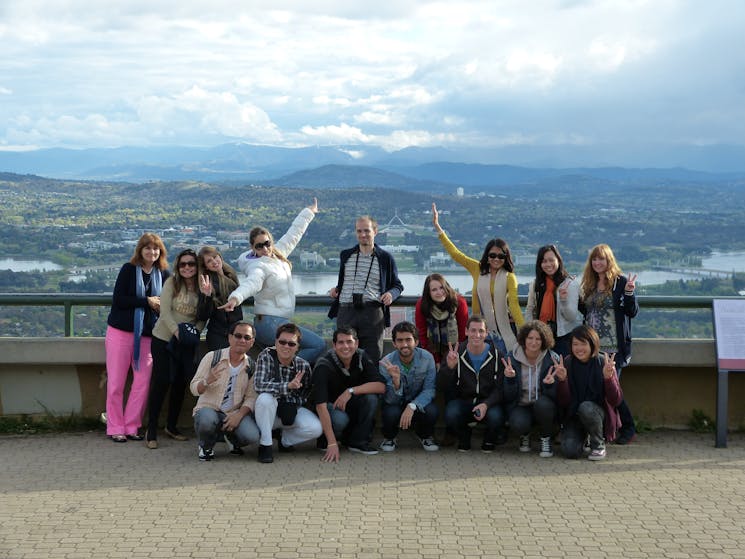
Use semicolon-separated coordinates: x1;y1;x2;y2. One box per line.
147;336;197;438
381;401;438;440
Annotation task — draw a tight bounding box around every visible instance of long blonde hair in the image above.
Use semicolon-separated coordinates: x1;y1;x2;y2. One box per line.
581;243;622;298
249;226;291;269
198;246;239;304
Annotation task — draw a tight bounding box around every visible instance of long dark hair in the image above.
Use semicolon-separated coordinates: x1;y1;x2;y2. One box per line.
534;244;569;286
420;273;459;317
172;248;198;296
478;238;514;274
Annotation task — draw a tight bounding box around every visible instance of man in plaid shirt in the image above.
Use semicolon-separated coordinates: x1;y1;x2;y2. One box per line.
253;322;322;463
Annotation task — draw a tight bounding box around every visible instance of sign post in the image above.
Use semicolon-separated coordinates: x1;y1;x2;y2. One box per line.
712;299;745;448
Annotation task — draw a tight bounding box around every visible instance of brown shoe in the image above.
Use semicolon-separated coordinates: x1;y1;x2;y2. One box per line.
145;439;158;450
164;428;188;441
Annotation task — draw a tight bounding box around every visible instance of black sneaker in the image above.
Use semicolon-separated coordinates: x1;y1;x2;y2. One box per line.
347;443;379;455
481;441;496;453
257;444;273;463
316;434;328;452
198;446;214;461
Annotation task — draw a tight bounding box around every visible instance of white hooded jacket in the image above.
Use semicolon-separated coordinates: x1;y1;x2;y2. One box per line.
228;207;314;318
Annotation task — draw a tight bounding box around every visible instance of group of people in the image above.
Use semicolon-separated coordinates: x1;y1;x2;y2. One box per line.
103;199;638;463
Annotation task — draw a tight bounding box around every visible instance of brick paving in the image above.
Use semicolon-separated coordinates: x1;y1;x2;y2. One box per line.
1;430;745;558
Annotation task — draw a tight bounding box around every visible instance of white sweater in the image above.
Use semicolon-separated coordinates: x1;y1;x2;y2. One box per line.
524;276;582;337
228;207;314;318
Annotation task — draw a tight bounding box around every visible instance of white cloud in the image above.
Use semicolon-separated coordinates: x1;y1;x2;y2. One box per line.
0;0;742;157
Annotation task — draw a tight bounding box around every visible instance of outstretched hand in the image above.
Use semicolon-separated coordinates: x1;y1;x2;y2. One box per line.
218;297;238;312
308;197;319;214
431;202;443;233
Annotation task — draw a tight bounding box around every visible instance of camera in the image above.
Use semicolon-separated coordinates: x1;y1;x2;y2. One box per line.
352;292;364;309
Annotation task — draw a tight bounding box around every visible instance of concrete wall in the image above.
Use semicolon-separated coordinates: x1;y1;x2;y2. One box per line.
1;337;744;430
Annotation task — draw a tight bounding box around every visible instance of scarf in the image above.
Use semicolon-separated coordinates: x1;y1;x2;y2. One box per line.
329;348;364;377
539;276;557;323
133;266;163;371
428;304;459;352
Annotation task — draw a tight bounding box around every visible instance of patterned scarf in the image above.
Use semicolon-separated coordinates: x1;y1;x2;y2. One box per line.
427;304;459;352
133;266;163;371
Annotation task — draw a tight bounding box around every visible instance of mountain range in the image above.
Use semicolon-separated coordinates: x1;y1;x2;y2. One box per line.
1;142;744;191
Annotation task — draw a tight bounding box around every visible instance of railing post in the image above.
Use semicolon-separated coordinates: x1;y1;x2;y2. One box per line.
64;301;73;337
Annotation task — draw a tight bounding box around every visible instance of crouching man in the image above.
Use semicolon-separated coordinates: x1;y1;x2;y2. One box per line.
312;327;386;462
378;321;439;452
253;323;322;463
190;321;260;461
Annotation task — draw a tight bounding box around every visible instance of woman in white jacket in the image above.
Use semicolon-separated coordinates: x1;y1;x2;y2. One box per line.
221;199;325;363
524;245;582;356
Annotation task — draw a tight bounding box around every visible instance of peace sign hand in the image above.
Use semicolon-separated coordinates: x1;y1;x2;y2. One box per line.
199;273;214;296
380;357;401;389
625;273;638;293
549;354;567;382
543;367;557;385
602;353;617;379
445;342;458;369
501;356;515;378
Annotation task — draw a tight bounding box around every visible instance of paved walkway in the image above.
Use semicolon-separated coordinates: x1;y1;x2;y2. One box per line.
1;430;745;559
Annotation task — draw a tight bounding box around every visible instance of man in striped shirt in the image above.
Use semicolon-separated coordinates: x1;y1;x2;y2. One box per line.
328;215;404;362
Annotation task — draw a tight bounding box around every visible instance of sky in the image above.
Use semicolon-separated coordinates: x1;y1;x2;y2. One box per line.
1;0;743;156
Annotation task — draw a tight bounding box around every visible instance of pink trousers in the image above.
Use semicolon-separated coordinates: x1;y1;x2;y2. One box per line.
105;326;153;436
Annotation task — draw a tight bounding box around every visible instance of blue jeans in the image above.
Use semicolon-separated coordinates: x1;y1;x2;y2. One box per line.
254;314;326;364
506;396;557;438
381;401;438;440
193;407;260;451
324;394;379;447
444;399;505;445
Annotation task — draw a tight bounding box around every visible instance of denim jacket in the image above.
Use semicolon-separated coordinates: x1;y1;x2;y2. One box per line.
379;347;436;411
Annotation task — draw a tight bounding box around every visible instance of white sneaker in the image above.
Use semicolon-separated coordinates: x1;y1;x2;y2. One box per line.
519;435;531;452
420;437;439;452
379;439;397;452
588;447;606;461
539;436;553;458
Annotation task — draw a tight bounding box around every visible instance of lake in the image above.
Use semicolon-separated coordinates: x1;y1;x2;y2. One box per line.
0;258;63;272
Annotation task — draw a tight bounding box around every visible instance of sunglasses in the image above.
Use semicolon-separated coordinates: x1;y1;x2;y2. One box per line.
277;339;298;347
488;253;506;260
254;240;272;250
178;260;197;268
232;333;254;341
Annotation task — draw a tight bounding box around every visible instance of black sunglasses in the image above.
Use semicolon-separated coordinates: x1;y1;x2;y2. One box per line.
178;260;197;268
232;333;253;341
254;240;272;250
488;252;506;260
277;339;298;347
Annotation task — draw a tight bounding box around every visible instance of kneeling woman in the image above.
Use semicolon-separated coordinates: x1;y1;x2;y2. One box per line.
551;325;623;461
502;320;559;458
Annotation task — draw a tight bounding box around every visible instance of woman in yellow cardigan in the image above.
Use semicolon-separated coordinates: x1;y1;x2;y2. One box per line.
432;203;523;354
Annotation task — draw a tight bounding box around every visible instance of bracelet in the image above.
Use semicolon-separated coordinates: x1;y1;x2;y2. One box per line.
327;443;338;447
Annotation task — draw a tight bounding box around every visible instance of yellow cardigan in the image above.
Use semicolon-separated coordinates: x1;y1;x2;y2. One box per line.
437;231;524;331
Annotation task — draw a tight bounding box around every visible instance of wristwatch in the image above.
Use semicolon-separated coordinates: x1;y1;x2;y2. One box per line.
408;402;417;411
347;387;355;395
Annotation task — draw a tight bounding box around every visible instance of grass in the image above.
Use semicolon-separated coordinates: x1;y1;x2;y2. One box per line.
0;413;104;435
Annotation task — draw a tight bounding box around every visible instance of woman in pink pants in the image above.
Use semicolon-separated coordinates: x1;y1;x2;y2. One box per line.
104;233;170;442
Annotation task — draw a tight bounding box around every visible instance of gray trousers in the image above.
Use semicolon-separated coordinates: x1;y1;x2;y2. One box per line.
560;401;605;459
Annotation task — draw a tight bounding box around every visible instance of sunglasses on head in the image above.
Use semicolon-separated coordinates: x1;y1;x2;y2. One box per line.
178;260;197;268
232;333;253;341
488;252;506;260
254;240;272;250
277;339;298;347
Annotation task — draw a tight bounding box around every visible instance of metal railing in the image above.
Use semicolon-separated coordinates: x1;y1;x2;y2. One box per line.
1;293;743;337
